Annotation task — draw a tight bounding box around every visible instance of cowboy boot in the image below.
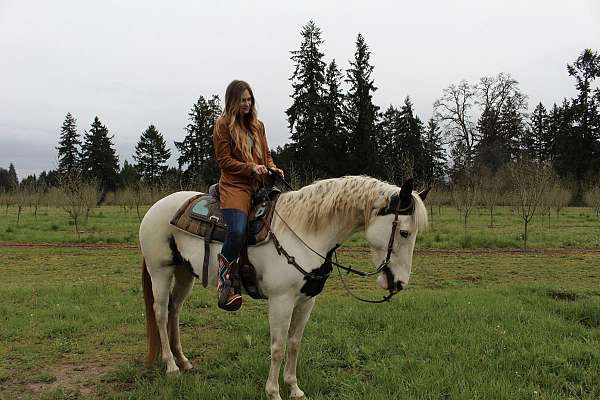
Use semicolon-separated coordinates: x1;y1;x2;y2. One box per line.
217;254;242;311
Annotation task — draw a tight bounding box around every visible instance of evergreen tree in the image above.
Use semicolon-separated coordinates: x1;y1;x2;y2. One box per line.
8;163;18;190
56;112;81;175
524;102;549;162
344;33;380;175
320;59;346;176
423;118;447;184
80;116;120;192
377;105;400;182
564;49;600;198
0;168;10;192
119;160;139;188
553;98;579;181
45;169;61;187
497;95;527;160
134;125;171;186
175;95;221;187
474;74;527;171
286;20;327;179
545;103;562;161
161;167;182;191
398;97;427;179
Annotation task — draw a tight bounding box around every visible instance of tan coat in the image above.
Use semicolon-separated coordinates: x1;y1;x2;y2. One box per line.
213;117;276;215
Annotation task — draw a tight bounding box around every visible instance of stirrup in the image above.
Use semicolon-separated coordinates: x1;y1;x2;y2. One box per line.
217;254;242;311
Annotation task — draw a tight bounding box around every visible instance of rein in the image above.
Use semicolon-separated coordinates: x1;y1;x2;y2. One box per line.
267;171;413;303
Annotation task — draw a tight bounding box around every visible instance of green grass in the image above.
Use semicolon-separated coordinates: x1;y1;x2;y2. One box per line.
0;206;144;244
2;204;599;249
1;247;600;399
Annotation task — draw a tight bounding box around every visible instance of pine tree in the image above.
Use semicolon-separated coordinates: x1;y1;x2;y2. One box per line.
546;103;562;161
120;160;139;188
175;95;221;187
423;118;447;184
8;163;18;190
399;97;427;179
56;112;81;175
320;59;346;176
377;105;400;181
565;49;600;199
134;125;171;186
0;168;8;192
344;33;380;176
524;102;549;162
286;20;327;179
474;74;527;171
80;116;120;192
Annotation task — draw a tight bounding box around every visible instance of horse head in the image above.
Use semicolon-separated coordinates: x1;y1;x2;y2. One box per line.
365;178;429;294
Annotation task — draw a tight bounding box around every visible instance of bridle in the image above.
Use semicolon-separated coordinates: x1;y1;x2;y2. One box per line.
267;170;416;303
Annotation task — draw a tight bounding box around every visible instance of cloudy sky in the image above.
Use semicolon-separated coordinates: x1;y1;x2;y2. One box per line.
1;0;599;179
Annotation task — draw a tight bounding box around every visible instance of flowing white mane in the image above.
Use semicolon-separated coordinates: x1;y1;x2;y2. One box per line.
275;175;428;234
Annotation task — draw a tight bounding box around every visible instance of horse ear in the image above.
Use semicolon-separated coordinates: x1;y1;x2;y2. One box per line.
418;187;431;202
400;178;414;201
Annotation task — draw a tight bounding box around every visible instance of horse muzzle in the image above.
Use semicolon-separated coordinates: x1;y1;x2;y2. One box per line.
377;273;404;293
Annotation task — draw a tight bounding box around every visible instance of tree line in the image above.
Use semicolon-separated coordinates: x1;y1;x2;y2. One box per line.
274;21;600;204
1;20;599;205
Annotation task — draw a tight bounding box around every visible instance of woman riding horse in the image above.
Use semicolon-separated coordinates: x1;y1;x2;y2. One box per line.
213;80;284;311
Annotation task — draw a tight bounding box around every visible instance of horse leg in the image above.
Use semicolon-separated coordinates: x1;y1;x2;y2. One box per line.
284;297;316;400
265;294;295;400
151;265;179;374
168;266;195;371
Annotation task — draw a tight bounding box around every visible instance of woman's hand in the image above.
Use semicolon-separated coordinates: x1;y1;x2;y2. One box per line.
253;164;269;175
270;168;284;178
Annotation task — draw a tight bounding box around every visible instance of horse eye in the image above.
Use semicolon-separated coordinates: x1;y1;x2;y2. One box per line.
399;230;410;238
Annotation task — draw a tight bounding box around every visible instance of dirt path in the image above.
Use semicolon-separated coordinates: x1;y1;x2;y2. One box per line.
1;241;599;256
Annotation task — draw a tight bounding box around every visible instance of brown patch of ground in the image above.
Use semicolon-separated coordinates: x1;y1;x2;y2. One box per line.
3;360;118;400
1;241;599;256
0;241;138;250
339;247;600;257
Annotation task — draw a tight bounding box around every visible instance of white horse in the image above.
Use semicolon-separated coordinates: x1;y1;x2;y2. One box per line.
139;175;428;400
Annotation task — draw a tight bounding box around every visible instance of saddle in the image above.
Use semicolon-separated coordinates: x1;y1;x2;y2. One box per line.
170;184;281;299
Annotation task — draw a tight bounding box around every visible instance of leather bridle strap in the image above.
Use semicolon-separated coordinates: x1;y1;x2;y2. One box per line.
380;197;403;294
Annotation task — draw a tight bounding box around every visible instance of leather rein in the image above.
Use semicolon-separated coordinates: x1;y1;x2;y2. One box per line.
267;171;414;303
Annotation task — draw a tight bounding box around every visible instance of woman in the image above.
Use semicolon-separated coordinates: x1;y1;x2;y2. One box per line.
212;80;283;311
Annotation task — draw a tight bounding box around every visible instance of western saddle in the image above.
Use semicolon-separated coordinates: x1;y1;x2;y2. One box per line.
170;184;281;299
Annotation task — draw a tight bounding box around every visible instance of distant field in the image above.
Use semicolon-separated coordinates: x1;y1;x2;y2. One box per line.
1;247;599;399
1;204;599;249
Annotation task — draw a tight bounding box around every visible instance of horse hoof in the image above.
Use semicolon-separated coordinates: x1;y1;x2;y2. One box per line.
180;360;193;371
166;366;180;375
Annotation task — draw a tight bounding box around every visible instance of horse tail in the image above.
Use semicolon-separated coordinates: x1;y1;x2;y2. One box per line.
142;258;160;363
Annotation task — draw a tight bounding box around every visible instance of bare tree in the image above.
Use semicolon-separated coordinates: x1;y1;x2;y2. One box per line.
13;186;28;225
476;73;527;127
122;183;151;221
510;159;553;250
1;190;13;216
584;186;600;217
452;176;480;234
81;181;100;223
478;166;507;228
434;80;479;168
547;182;571;218
59;171;87;240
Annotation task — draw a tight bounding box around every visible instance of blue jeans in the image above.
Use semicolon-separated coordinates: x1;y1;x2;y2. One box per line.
221;209;248;262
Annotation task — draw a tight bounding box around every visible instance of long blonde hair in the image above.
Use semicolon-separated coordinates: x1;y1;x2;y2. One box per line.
223;80;262;162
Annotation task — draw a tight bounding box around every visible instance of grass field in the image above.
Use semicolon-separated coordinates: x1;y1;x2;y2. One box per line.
1;204;600;399
1;204;600;249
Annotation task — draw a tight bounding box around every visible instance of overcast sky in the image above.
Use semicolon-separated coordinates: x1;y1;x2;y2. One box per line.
1;0;599;179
